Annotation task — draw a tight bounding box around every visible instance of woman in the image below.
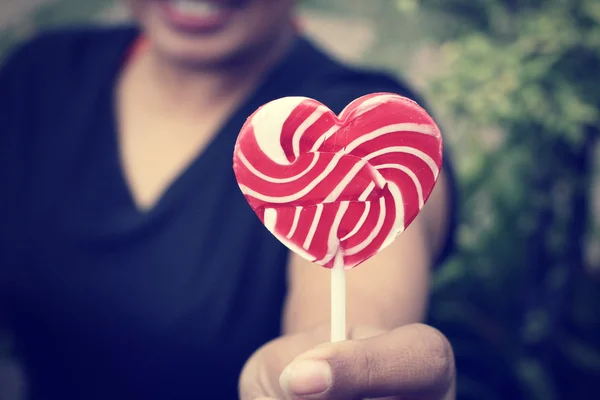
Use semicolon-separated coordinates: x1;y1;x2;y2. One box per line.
0;0;458;399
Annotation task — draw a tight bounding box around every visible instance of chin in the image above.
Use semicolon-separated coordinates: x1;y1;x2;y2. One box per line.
130;0;294;68
154;35;248;67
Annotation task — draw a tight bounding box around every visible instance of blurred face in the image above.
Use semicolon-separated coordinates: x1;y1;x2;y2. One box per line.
127;0;296;66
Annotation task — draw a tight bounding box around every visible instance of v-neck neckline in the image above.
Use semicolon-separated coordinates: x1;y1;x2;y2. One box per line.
101;28;315;219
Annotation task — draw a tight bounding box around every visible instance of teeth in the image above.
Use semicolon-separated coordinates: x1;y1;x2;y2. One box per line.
171;0;223;16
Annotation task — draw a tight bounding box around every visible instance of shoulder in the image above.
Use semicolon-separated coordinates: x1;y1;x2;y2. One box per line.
1;24;137;86
2;24;138;64
294;37;425;113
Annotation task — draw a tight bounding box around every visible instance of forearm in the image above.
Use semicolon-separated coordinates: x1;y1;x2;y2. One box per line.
283;287;429;336
282;219;432;336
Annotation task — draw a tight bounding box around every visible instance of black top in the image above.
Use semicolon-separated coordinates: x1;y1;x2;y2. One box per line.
0;26;457;400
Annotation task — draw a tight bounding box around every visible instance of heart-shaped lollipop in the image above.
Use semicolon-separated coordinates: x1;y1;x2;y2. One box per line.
233;93;443;270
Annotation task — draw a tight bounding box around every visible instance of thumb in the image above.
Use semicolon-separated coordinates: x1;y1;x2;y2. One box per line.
279;324;455;400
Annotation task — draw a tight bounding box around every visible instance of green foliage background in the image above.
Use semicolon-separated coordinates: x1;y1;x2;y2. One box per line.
1;1;599;399
404;1;600;399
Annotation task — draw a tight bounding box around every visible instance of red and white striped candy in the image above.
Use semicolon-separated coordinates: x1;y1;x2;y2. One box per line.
233;93;443;269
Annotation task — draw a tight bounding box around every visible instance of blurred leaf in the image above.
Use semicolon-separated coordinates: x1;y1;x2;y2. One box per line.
560;335;600;371
516;358;558;400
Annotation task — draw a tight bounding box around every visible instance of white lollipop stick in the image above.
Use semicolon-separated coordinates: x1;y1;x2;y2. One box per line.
331;252;346;342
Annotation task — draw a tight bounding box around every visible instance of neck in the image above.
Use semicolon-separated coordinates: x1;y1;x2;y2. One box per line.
141;27;297;116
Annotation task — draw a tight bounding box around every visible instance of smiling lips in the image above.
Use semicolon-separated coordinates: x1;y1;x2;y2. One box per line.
158;0;239;33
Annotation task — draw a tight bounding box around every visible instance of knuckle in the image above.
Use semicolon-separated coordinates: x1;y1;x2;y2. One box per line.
352;342;382;389
414;324;455;385
330;341;381;392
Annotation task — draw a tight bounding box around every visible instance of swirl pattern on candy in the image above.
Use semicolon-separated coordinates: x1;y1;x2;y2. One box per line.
233;93;443;269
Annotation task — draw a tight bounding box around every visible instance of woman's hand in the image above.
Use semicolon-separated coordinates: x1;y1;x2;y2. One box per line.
239;323;455;400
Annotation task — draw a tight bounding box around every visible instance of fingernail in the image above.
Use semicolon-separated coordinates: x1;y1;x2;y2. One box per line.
280;360;332;396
